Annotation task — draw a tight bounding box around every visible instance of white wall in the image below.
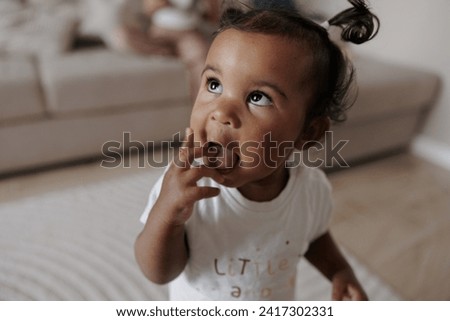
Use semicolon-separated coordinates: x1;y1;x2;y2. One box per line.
351;0;450;169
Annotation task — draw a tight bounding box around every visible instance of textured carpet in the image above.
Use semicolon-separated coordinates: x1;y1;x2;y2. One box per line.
0;168;400;300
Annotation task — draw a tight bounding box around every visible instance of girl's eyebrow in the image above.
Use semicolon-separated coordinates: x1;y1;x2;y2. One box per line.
201;64;221;76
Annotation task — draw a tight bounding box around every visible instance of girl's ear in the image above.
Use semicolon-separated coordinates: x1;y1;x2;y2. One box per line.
295;116;330;150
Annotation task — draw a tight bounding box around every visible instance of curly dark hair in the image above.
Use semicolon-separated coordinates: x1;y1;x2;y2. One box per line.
215;0;379;122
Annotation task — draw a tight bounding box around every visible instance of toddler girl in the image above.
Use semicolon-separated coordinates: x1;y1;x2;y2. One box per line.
135;0;379;300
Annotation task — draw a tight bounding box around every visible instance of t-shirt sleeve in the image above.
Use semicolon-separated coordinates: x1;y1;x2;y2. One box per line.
310;169;333;241
139;173;165;224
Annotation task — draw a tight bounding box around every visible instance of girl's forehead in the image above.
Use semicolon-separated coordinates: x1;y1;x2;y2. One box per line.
206;29;314;84
209;29;313;62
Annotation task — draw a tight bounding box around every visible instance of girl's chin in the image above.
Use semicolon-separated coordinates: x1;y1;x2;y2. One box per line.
213;169;241;187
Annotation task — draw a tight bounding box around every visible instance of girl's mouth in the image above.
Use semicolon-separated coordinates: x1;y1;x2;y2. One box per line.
204;141;240;172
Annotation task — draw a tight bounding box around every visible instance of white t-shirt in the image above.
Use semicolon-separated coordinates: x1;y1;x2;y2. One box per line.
140;165;333;300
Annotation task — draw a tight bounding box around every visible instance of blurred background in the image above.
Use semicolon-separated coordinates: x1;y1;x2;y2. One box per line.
0;0;448;300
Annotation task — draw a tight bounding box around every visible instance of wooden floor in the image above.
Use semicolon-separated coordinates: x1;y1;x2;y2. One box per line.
1;151;449;300
328;153;450;300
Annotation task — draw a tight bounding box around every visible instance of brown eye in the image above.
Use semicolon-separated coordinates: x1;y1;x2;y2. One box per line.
207;78;223;94
248;91;272;106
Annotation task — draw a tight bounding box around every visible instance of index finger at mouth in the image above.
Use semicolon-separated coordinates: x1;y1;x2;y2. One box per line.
184;128;207;163
188;166;225;185
174;128;194;168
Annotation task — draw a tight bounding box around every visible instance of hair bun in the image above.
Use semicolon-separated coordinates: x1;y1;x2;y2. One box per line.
329;0;380;45
341;17;377;44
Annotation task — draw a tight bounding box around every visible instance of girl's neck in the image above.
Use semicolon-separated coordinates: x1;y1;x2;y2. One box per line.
237;166;290;202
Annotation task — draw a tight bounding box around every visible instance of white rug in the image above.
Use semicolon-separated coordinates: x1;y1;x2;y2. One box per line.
0;168;401;300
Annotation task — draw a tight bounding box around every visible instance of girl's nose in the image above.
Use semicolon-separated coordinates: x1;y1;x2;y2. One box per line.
210;101;241;128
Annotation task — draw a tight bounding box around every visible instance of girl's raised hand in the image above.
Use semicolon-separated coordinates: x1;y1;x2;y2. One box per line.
155;128;224;226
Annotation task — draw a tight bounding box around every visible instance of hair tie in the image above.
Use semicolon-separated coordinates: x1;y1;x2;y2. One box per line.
320;20;330;30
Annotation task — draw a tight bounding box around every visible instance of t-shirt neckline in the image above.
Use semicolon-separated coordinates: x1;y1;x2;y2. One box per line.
220;166;304;215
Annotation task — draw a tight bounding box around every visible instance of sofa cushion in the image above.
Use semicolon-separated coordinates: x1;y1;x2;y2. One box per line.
0;56;45;122
39;49;190;114
347;56;440;124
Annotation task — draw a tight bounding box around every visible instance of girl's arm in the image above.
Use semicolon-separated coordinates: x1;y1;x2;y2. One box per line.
304;231;368;300
134;128;223;284
134;202;189;284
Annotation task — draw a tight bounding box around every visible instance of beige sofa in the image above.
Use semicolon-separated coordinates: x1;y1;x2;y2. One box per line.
0;47;191;174
0;1;441;175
